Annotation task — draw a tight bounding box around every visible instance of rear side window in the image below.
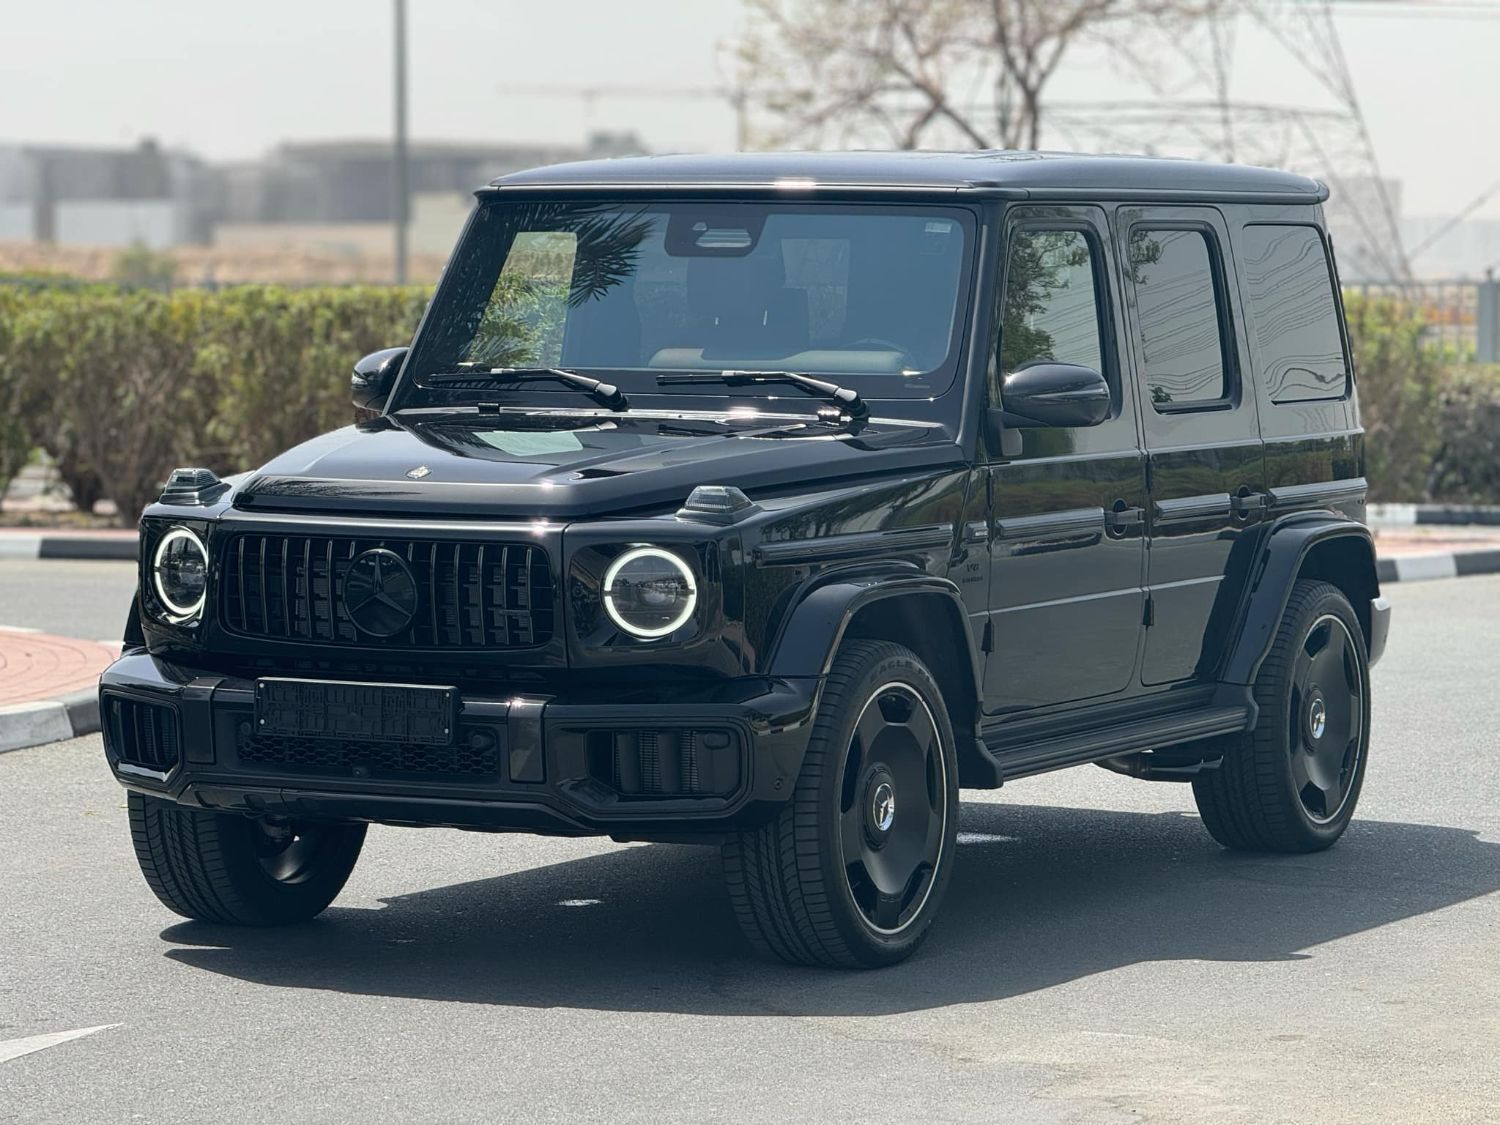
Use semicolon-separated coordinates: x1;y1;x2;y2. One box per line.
1129;228;1230;410
1240;225;1348;403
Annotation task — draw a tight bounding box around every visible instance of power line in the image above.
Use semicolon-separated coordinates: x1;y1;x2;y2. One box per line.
1409;177;1500;260
1331;0;1500;17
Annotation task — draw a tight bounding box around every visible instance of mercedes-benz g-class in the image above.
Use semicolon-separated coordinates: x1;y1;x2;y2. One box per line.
103;151;1390;968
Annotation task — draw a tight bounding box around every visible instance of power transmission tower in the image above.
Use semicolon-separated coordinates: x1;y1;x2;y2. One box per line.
1045;0;1410;279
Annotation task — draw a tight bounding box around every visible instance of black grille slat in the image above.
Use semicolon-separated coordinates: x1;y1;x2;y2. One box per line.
236;538;248;629
279;537;291;637
220;533;555;650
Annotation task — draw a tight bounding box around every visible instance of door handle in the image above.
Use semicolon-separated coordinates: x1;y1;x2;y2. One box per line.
1232;490;1269;518
1105;503;1145;533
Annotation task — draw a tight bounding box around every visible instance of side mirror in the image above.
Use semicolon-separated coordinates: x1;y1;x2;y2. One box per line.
351;347;409;412
998;362;1110;428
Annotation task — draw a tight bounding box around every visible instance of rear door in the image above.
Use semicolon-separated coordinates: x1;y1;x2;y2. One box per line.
1117;205;1267;686
983;205;1148;713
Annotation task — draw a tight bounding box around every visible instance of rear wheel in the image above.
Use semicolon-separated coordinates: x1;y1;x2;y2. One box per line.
128;792;366;924
723;640;959;968
1193;579;1370;852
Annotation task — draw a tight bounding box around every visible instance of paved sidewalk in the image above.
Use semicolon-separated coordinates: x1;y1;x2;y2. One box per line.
0;627;117;752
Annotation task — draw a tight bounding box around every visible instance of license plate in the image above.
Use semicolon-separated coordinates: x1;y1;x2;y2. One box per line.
254;679;457;745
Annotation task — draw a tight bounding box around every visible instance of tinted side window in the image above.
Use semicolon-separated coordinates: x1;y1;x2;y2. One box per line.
1000;230;1104;374
1241;225;1348;403
1129;228;1229;410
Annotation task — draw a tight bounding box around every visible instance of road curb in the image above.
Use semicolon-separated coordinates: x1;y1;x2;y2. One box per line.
0;534;138;560
1369;503;1500;527
0;688;101;754
1377;549;1500;584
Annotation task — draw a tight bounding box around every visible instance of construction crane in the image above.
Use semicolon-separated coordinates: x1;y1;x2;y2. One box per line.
495;83;749;151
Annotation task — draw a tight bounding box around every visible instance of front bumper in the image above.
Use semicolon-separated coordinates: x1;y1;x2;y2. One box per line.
1368;595;1392;667
99;651;819;839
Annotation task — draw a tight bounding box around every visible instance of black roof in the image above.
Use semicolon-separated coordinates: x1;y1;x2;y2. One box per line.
488;150;1327;203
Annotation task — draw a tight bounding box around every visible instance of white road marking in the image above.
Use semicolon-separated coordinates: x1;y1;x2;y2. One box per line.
957;832;1017;845
0;1024;120;1065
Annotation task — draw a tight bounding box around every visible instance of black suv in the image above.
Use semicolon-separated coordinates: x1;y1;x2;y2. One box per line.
103;151;1391;969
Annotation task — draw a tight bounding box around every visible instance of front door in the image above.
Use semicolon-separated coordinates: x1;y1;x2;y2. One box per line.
983;206;1148;714
1116;206;1267;685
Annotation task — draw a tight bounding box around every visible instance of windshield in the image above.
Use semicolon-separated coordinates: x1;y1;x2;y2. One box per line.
402;199;976;405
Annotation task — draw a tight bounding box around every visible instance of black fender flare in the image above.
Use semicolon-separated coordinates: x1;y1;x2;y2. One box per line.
1220;516;1379;687
764;568;983;696
123;590;146;650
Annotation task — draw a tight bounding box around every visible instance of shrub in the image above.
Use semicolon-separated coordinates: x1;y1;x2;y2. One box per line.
1343;292;1445;502
195;286;429;469
2;284;428;524
0;288;43;498
1426;366;1500;504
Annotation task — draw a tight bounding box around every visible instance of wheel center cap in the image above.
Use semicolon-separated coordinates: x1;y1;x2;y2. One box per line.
1308;695;1327;741
871;781;896;834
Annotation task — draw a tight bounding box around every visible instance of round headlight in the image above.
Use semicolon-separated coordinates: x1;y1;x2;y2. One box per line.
152;526;208;623
602;547;697;639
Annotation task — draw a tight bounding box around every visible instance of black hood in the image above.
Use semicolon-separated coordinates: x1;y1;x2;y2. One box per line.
233;411;964;519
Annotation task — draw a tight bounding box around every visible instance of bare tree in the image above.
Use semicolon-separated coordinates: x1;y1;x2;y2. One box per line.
739;0;1218;151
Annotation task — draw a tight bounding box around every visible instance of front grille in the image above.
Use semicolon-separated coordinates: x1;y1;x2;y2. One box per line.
220;533;555;650
237;730;501;779
585;728;742;798
104;697;181;775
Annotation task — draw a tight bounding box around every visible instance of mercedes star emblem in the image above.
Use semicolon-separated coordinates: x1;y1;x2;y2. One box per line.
342;548;419;637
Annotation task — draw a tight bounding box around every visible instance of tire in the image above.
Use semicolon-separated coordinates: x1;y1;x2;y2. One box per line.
1193;579;1370;853
127;792;366;925
723;640;959;969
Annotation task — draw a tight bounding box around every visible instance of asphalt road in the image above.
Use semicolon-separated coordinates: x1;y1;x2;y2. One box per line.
1;571;1497;1123
0;559;138;641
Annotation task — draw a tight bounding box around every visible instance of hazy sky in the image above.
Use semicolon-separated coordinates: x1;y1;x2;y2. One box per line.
5;0;1498;234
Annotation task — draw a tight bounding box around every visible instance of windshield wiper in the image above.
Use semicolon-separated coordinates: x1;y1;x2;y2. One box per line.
423;366;628;410
656;370;868;418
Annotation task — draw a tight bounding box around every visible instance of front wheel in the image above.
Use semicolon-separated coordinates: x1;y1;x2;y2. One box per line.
723;640;959;969
128;792;366;925
1193;579;1370;852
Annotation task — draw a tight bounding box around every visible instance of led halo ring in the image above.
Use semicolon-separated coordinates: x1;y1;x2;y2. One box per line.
602;546;698;639
152;525;209;622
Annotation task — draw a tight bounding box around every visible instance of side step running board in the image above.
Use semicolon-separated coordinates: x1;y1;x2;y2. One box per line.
982;706;1252;782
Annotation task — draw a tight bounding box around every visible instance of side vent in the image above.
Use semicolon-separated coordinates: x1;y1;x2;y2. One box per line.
584;727;742;798
103;696;182;777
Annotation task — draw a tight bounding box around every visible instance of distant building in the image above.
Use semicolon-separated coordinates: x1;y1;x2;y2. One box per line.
0;139;218;247
219;132;646;225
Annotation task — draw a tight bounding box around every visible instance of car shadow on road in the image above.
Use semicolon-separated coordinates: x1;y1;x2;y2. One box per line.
160;802;1500;1016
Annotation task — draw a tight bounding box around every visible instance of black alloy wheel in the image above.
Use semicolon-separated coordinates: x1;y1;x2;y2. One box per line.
251;819;350;885
1193;579;1371;853
723;639;959;969
837;681;948;935
1288;614;1364;823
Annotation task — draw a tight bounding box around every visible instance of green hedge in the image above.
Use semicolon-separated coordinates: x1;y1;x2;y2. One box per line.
1;283;1497;524
0;285;428;522
1343;292;1500;503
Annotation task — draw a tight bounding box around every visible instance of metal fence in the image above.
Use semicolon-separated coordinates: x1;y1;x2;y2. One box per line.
1344;278;1500;362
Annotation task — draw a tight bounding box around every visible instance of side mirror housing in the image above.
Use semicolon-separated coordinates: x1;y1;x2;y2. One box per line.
999;362;1110;429
351;347;409;412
